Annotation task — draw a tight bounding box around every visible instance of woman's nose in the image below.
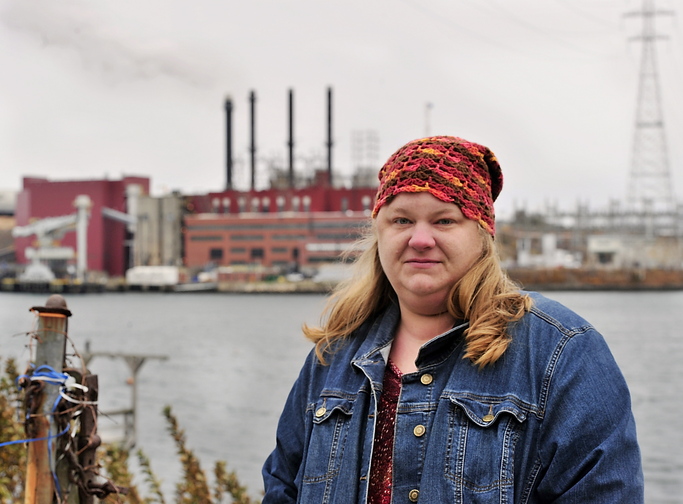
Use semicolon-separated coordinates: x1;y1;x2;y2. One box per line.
408;223;435;250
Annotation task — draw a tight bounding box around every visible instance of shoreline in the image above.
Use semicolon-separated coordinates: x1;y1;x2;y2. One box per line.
3;267;683;294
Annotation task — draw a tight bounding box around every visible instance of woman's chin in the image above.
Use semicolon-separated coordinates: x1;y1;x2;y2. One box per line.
396;285;449;314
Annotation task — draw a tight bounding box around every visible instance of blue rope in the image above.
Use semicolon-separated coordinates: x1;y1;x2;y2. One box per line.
0;423;70;448
17;364;71;389
9;364;75;496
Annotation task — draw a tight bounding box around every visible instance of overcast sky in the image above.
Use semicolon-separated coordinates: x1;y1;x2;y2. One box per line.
1;0;682;218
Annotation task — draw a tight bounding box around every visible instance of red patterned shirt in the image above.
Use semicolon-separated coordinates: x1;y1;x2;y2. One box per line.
368;360;403;504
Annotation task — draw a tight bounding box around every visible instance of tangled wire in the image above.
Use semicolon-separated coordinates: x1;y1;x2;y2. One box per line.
17;363;129;501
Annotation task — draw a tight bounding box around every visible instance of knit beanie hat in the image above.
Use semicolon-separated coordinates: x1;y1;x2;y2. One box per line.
372;136;503;235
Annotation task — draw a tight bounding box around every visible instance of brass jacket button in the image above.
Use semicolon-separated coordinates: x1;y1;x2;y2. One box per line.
408;488;420;502
420;373;433;385
413;424;426;437
315;407;326;417
483;404;494;422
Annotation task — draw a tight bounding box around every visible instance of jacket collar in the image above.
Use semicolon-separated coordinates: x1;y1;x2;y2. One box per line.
351;302;469;373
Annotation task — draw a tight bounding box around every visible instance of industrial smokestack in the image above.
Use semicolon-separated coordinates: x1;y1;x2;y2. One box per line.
288;89;294;188
326;87;333;186
225;97;233;190
249;90;257;191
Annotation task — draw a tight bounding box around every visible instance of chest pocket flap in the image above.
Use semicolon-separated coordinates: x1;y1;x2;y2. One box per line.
311;395;355;424
448;395;529;427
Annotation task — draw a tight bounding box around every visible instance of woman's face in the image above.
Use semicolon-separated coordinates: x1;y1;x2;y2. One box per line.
376;192;484;316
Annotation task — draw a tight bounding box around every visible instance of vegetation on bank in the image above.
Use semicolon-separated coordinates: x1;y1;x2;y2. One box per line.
0;356;260;503
0;357;24;501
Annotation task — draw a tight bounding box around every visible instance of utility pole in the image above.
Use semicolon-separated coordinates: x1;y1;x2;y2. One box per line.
625;0;675;215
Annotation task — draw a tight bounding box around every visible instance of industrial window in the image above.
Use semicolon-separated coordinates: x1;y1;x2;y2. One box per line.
308;256;340;263
273;234;307;240
251;248;264;259
230;234;264;240
190;235;223;241
316;233;362;240
209;248;223;260
188;222;307;231
311;221;365;229
362;195;372;211
597;252;615;264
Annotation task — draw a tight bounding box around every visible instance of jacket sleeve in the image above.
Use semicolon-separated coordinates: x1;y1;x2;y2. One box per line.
535;327;644;503
262;350;317;504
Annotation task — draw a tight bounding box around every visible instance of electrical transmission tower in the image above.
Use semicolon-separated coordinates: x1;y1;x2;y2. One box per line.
625;0;675;214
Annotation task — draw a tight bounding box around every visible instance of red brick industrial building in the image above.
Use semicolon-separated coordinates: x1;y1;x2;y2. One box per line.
14;176;150;278
12;173;378;278
184;211;370;271
184;175;377;271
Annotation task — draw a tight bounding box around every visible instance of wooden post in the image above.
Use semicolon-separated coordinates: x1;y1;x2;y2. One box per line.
24;295;72;504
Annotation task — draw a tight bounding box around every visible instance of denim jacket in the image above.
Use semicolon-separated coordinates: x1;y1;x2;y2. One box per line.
262;292;643;503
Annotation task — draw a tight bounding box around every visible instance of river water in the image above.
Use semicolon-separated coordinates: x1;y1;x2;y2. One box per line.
1;290;681;503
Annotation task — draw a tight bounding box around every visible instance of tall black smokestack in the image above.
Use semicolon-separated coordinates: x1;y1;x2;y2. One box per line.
288;89;294;188
225;97;233;190
326;87;333;186
249;90;256;191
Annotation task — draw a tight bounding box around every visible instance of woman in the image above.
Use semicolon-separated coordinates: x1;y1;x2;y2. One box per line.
262;136;643;503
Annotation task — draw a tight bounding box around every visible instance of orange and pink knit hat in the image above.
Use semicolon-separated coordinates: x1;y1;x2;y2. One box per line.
372;136;503;235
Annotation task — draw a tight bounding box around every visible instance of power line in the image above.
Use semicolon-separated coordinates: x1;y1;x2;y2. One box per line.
486;0;614;57
551;0;620;28
398;0;617;60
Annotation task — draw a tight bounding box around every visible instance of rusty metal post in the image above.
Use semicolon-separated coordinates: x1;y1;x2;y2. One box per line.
78;374;99;504
24;294;72;504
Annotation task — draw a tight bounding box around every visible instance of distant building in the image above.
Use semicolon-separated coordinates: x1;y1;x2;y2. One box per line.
134;192;184;268
14;176;150;278
0;191;16;216
587;234;683;270
187;170;377;215
184;172;377;272
184;211;370;273
0;191;16;266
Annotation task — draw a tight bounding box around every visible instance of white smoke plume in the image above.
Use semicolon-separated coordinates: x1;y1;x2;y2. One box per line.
2;0;212;87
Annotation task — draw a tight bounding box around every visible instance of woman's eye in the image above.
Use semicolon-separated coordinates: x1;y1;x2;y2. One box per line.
435;218;455;225
393;217;411;224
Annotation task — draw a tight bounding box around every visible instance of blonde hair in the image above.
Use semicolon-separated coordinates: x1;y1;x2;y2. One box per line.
303;226;532;368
